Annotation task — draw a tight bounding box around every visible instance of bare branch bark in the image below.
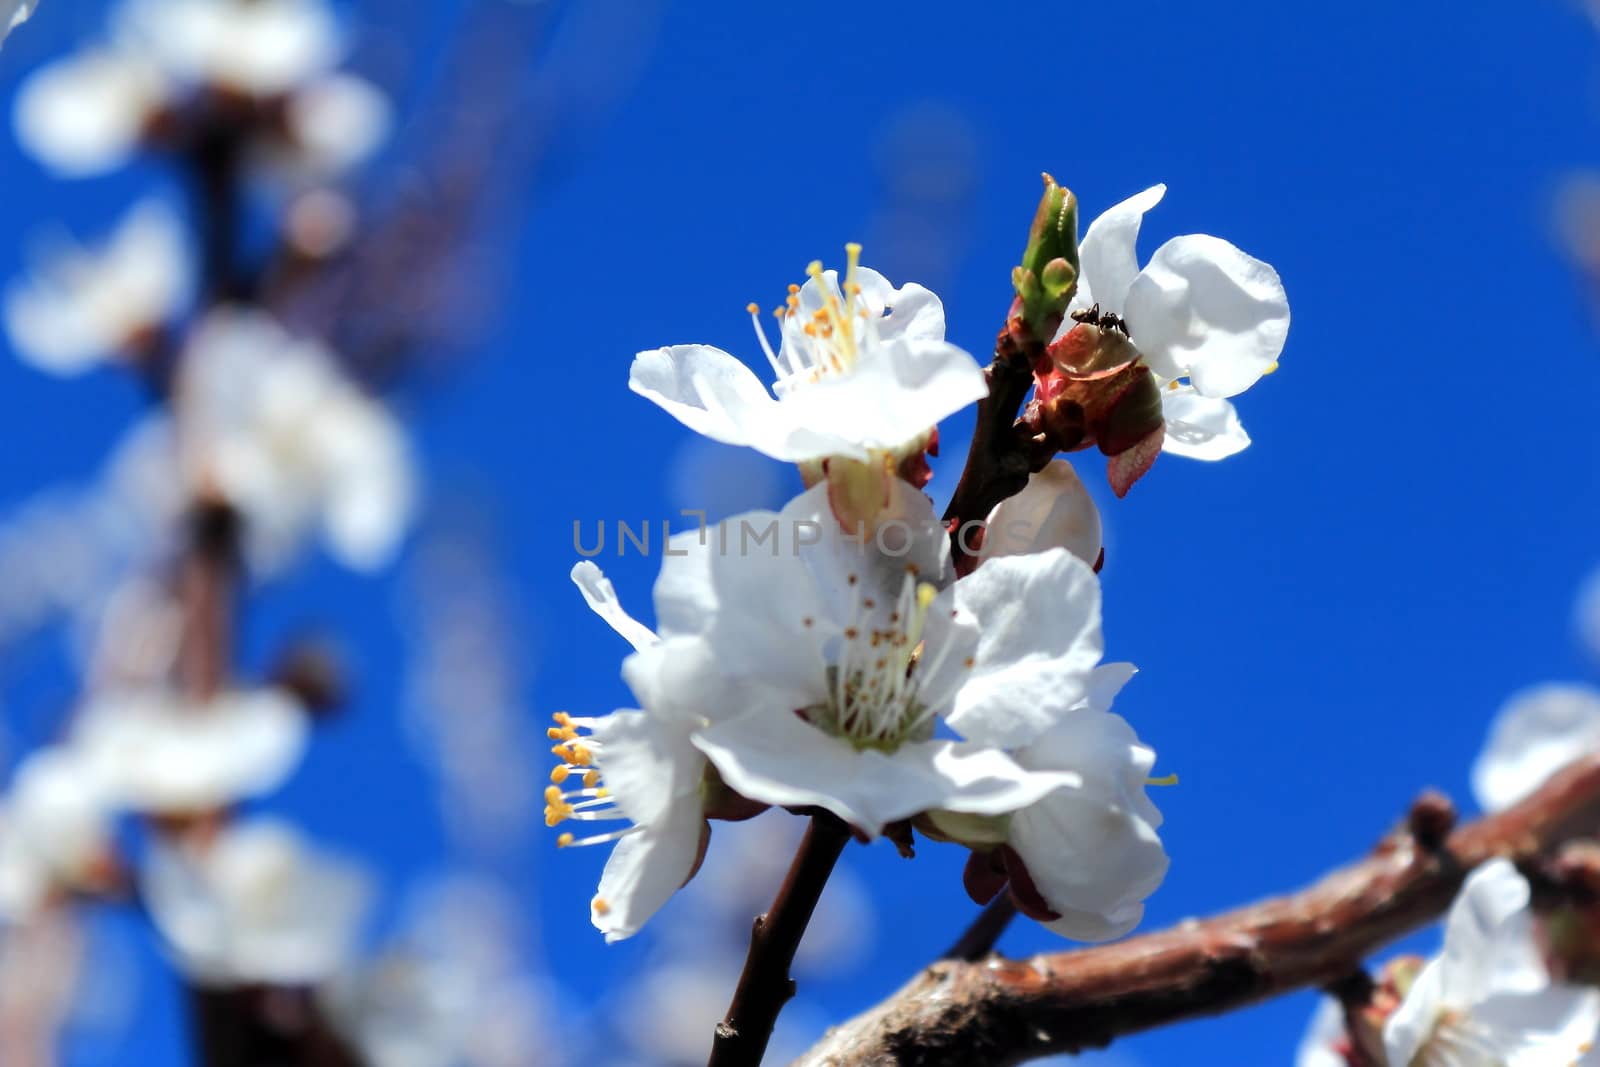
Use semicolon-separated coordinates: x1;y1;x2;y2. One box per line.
793;756;1600;1066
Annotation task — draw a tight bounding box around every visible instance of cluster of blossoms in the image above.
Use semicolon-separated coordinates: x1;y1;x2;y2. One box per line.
553;178;1292;956
1298;591;1600;1066
0;1;485;1063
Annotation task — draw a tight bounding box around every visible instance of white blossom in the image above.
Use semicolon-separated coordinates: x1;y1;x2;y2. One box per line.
73;686;308;815
4;200;189;375
978;458;1102;568
280;72;391;178
1295;997;1352;1067
0;747;113;921
178;308;416;572
113;0;339;98
655;484;1101;837
630;248;986;467
1056;185;1290;461
1002;663;1168;941
141;818;369;985
1384;859;1600;1067
548;562;715;943
13;49;168;175
1472;683;1600;813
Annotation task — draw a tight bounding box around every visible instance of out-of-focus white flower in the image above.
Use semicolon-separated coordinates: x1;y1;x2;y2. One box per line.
0;747;114;920
179;308;415;572
13;50;169;176
631;248;985;470
978;459;1102;568
114;0;340;98
4;201;189;375
659;485;1101;837
549;562;716;943
73;687;308;815
281;73;390;177
1384;859;1600;1066
142;818;368;986
3;0;37;44
999;664;1167;941
1472;683;1600;813
1054;185;1289;461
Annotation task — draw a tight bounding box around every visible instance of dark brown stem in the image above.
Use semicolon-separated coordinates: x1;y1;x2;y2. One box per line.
707;815;852;1067
190;987;363;1067
176;500;240;702
793;755;1600;1066
941;327;1040;564
943;895;1019;963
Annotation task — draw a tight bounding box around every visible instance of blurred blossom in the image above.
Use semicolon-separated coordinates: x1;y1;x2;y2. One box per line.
178;307;416;573
72;687;308;815
1472;682;1600;812
114;0;339;98
4;201;189;377
14;0;386;179
79;577;184;692
328;875;555;1067
0;747;114;922
141;818;369;986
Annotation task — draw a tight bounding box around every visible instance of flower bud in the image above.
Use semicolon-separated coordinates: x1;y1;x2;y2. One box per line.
1012;174;1080;343
1029;323;1166;496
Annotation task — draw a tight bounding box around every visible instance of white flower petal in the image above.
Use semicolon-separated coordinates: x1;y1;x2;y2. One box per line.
1438;859;1543;1006
588;708;703;829
116;0;341;96
1472;985;1600;1064
978;459;1102;566
630;344;854;462
1384;956;1447;1067
592;799;705;944
13;50;168;176
778;337;985;456
571;561;658;652
1009;708;1167;940
6;200;189;375
1124;234;1289;398
75;687;309;813
692;710;1066;836
1064;184;1167;324
1472;683;1600;813
1295;998;1351;1067
944;548;1104;747
1159;384;1251;461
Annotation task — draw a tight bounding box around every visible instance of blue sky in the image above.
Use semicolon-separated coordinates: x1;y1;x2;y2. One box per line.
3;0;1600;1063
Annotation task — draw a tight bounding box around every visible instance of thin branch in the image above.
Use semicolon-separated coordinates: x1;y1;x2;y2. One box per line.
942;895;1018;963
793;755;1600;1066
708;814;852;1067
941;328;1038;562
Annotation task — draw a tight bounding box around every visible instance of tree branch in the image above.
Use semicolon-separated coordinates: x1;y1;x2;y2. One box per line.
942;895;1017;963
708;814;852;1067
941;329;1038;563
793;755;1600;1066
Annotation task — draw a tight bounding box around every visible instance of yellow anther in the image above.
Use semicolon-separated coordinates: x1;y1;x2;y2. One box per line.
547;727;565;740
550;765;571;784
557;832;574;847
593;897;612;917
1167;380;1181;391
544;785;563;805
916;583;937;612
787;283;800;294
595;787;610;798
583;769;601;788
553;712;572;726
1147;773;1180;787
1262;361;1280;375
746;302;760;315
806;260;824;278
545;811;562;827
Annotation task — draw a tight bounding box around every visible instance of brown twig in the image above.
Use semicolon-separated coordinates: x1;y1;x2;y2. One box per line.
708;815;852;1067
942;895;1019;964
941;328;1038;561
792;755;1600;1066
